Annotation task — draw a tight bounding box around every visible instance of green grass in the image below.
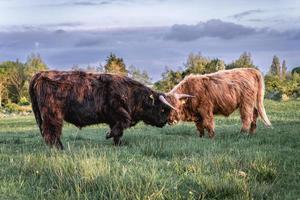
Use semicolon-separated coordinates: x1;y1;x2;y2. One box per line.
0;100;299;199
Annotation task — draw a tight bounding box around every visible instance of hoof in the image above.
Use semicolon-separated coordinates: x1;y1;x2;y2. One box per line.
105;131;113;139
113;138;122;146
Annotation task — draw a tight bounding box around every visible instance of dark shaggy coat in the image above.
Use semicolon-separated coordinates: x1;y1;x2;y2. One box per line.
29;71;171;148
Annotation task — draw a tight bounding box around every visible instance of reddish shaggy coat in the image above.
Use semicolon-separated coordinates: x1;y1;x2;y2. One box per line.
166;68;271;137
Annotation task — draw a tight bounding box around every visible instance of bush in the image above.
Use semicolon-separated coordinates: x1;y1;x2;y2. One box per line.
4;102;32;113
265;74;300;100
19;97;30;106
5;102;20;113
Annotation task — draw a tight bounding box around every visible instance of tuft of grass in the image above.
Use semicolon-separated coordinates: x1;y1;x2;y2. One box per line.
0;100;299;199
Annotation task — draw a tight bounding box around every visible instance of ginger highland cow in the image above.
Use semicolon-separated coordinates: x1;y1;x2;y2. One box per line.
166;68;271;138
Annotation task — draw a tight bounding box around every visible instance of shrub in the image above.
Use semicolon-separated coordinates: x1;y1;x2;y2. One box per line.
5;102;20;113
265;74;300;100
4;102;32;113
19;97;30;106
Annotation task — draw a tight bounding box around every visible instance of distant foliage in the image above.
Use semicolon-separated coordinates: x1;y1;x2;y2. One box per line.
281;60;287;80
4;102;20;113
292;66;300;75
70;57;152;86
25;53;48;78
0;54;48;109
154;68;183;92
128;65;152;86
265;57;300;100
104;53;128;76
155;53;227;92
19;97;30;106
269;55;281;76
226;52;256;69
206;58;225;73
182;53;210;75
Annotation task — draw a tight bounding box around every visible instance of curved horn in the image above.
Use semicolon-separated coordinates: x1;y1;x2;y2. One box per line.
174;93;195;99
159;95;177;110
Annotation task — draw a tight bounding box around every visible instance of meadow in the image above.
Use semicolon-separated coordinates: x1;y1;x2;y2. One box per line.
0;100;299;199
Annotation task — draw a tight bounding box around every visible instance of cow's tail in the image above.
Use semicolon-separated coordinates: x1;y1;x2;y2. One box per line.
256;70;272;127
29;73;43;135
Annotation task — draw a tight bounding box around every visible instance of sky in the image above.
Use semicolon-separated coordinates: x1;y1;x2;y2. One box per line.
0;0;300;80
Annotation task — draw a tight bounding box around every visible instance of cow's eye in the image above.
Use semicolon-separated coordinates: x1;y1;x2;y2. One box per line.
161;109;165;113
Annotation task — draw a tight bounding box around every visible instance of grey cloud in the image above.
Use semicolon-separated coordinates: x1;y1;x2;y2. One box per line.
1;22;300;80
231;9;264;20
165;19;257;41
247;18;264;22
46;22;83;27
70;1;110;6
75;38;104;47
44;0;125;7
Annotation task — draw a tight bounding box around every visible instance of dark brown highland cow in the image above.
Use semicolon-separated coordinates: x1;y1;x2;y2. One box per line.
166;68;272;138
29;71;175;149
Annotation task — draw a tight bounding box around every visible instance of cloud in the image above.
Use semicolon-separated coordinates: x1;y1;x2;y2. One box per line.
75;38;104;47
231;9;264;20
1;21;300;80
165;19;257;41
68;1;111;6
44;0;125;7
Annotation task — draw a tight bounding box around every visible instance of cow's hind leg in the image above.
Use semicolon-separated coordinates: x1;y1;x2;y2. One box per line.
250;108;259;134
239;103;254;133
41;112;64;149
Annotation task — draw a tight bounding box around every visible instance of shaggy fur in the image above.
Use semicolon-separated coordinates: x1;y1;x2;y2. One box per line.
29;71;171;148
166;68;271;138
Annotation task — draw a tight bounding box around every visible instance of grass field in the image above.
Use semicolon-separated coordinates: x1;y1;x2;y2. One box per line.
0;100;299;199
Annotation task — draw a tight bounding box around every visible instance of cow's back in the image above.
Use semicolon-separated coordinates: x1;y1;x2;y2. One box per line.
185;68;260;116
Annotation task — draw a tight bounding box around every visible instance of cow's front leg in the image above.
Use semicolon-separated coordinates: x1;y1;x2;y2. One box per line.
105;123;115;139
110;120;131;145
199;108;215;138
195;120;205;137
201;113;215;138
107;107;131;145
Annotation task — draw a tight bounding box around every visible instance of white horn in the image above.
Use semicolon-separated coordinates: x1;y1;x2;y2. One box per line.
174;93;195;99
159;95;177;111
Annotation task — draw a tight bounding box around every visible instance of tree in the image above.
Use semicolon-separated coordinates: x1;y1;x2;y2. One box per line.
226;52;256;69
154;68;183;92
0;67;9;107
183;53;210;76
205;58;225;73
0;61;27;103
128;65;152;86
104;53;127;75
292;66;300;75
270;55;281;76
155;53;227;92
281;60;287;80
25;53;48;79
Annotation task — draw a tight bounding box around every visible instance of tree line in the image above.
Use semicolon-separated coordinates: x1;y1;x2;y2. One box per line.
154;52;300;101
0;54;48;109
0;53;151;112
1;52;299;113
